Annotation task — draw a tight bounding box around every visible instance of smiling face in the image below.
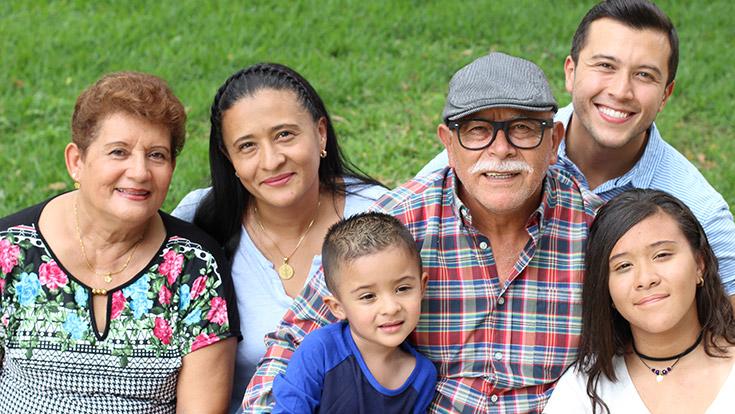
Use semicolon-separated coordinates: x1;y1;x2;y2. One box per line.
565;18;675;154
439;107;562;219
220;88;327;210
67;112;174;225
607;211;703;337
325;247;427;354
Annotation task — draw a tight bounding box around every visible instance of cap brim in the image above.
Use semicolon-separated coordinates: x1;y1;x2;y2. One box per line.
446;103;557;121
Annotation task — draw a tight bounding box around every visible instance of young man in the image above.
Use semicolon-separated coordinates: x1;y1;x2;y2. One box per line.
271;212;436;413
417;0;735;298
245;52;600;413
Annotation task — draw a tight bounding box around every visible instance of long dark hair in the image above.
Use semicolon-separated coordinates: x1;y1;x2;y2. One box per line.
578;189;735;414
194;63;383;259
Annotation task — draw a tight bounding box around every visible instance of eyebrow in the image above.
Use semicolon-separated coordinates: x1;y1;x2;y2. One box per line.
232;123;302;143
609;240;677;262
589;54;663;77
348;275;419;294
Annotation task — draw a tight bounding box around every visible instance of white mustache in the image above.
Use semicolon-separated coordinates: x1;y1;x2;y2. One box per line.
469;159;533;175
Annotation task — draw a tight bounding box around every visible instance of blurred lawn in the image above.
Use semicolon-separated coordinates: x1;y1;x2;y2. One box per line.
1;0;733;216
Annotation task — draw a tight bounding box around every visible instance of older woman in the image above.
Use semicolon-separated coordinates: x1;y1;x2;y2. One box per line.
0;72;238;413
172;62;386;412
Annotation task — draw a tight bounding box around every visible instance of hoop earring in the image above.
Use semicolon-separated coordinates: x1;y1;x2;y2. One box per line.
320;149;327;158
697;275;705;286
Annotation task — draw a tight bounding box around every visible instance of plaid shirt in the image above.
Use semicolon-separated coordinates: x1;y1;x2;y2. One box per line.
244;168;600;413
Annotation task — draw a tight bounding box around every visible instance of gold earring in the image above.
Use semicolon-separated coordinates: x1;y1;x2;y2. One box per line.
74;182;80;189
320;149;327;158
697;275;705;286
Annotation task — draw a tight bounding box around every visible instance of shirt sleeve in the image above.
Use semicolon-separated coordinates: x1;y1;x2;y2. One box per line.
271;330;329;413
176;244;240;355
242;267;337;412
700;204;735;295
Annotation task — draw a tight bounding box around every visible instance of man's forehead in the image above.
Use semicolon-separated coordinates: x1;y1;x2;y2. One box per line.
580;18;671;69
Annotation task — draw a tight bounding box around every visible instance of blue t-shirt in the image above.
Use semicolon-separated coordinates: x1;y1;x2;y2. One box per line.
272;321;437;414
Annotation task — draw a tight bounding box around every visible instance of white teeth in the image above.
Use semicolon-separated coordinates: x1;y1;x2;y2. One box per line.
483;172;515;178
598;106;630;119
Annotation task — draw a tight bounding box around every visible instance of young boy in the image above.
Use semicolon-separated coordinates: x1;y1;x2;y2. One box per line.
272;212;437;413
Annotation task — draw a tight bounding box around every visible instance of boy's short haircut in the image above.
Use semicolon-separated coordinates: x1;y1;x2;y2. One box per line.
322;212;422;295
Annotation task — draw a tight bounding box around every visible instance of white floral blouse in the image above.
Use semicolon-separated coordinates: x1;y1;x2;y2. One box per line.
0;199;239;413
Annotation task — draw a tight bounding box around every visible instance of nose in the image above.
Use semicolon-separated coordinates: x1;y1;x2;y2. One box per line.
128;152;151;182
485;128;517;159
379;296;402;316
260;142;286;171
607;72;634;101
635;261;661;290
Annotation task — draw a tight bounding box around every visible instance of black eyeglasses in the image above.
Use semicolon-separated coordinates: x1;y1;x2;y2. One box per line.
449;117;554;150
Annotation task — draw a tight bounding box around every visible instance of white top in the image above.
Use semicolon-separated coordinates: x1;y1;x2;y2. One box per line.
544;355;735;413
171;179;387;413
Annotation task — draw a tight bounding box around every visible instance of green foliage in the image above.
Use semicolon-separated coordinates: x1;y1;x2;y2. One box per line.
1;0;733;216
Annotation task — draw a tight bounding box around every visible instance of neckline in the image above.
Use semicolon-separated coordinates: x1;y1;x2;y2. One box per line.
341;321;420;396
32;194;170;340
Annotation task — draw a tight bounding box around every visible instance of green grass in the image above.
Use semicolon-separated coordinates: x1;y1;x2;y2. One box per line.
1;0;733;217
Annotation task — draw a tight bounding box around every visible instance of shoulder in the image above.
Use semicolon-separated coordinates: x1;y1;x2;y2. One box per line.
160;211;227;263
170;187;212;222
648;139;730;215
375;168;449;217
0;200;46;231
343;178;390;217
545;168;602;220
295;322;350;366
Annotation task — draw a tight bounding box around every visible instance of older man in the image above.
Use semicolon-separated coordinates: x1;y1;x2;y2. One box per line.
418;0;735;299
243;53;599;413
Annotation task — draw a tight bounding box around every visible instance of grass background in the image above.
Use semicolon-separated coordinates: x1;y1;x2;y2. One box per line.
1;0;733;217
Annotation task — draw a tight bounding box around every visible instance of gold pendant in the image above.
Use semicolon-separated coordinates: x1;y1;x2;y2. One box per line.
278;262;295;280
104;273;113;283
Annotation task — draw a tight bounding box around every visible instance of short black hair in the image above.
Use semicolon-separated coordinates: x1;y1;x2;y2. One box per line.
570;0;679;85
322;212;422;296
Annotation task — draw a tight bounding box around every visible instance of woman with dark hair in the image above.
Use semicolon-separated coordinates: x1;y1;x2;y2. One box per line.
172;63;386;412
544;189;735;413
0;72;238;413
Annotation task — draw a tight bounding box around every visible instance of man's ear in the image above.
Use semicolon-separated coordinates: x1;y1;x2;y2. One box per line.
437;123;456;169
563;55;576;94
658;80;675;113
323;295;347;320
548;121;565;166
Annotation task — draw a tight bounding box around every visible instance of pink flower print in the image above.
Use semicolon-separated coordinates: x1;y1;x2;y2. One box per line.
158;285;172;305
1;313;7;327
153;316;173;345
111;290;126;320
206;296;228;326
38;260;69;289
159;250;184;285
191;332;221;352
0;239;21;275
0;278;5;294
190;276;207;299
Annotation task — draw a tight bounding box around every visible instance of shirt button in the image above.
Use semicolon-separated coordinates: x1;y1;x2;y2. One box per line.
497;297;505;306
494;352;503;360
490;394;499;403
479;241;488;249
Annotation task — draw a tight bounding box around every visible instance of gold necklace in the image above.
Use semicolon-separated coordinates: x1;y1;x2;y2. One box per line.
253;198;320;280
73;199;141;285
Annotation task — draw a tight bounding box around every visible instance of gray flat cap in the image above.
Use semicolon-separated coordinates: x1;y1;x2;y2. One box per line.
442;52;558;122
